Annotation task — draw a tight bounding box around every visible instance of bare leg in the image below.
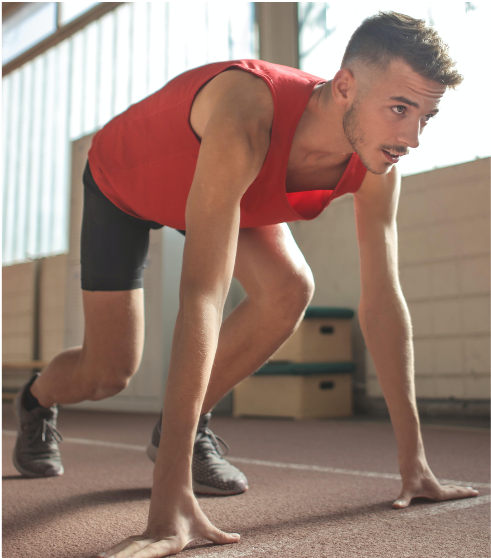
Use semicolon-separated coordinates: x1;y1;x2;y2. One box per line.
202;224;314;413
31;289;145;408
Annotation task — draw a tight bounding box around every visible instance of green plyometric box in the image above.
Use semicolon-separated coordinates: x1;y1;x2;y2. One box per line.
233;362;355;420
269;307;355;363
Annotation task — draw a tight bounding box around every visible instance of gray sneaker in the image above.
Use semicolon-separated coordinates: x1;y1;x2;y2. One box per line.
146;413;248;495
13;374;64;478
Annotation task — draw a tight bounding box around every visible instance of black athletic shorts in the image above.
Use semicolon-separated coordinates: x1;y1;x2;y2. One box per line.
81;161;185;291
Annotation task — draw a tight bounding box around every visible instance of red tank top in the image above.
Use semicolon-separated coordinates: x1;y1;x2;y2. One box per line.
88;60;367;229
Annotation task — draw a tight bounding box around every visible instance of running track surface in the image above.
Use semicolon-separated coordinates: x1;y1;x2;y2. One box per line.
2;405;490;558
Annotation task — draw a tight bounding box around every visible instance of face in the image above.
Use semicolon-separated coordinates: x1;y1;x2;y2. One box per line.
342;60;446;174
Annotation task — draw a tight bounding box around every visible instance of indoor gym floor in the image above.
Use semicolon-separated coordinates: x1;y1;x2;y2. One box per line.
2;404;490;558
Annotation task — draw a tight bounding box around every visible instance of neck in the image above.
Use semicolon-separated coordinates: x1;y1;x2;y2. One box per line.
295;81;354;157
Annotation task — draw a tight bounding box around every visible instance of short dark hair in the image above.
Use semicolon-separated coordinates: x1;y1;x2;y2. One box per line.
341;11;463;88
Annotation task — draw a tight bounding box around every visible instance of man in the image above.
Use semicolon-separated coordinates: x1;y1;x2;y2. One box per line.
13;11;479;558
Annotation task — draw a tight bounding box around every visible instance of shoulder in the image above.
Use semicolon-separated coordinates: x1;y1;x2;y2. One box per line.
354;165;401;224
209;68;272;101
191;68;274;140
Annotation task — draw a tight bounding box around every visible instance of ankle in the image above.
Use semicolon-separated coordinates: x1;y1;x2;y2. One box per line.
29;378;55;409
23;382;41;411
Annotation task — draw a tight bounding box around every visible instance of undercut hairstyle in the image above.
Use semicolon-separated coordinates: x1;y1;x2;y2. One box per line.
341;11;463;88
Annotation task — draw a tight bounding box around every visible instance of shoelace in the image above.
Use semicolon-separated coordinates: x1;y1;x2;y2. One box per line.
41;419;63;443
26;418;63;445
195;427;229;456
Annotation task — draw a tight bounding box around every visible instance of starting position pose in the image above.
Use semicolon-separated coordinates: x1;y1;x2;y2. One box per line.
13;12;479;558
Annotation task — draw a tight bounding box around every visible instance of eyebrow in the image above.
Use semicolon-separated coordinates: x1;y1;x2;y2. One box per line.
389;95;439;114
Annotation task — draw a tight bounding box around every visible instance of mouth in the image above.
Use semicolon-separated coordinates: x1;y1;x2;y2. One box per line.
381;149;406;164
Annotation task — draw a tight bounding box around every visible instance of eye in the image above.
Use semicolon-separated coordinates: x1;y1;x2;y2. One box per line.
423;114;435;123
392;105;406;114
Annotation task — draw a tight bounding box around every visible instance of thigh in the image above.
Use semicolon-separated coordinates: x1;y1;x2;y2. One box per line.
78;161;161;379
80;161;163;291
233;223;314;299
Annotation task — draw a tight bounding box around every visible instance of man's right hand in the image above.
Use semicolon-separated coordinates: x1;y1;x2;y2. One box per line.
100;70;274;558
99;485;239;558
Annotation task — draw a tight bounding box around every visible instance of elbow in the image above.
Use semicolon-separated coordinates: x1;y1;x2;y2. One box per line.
177;288;225;332
359;281;406;313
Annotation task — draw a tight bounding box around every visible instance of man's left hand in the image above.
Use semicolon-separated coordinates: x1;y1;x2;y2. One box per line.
392;463;479;509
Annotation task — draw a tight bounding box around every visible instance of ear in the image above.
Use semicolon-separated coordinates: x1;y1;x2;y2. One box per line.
331;68;356;107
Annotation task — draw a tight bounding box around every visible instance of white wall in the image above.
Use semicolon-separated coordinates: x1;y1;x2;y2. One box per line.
395;158;490;401
291;157;490;408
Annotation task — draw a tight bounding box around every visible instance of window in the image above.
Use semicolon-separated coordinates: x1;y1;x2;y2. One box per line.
2;2;100;65
3;3;57;64
2;2;255;265
59;2;100;25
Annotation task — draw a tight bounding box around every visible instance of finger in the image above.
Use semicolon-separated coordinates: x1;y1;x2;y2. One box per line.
205;527;241;545
438;485;479;502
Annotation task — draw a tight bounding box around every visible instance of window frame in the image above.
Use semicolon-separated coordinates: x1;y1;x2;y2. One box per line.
2;2;125;76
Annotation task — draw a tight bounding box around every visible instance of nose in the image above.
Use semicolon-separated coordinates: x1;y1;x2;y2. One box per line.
397;120;420;149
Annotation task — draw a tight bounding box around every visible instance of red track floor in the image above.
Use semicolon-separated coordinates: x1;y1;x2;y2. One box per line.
2;405;490;558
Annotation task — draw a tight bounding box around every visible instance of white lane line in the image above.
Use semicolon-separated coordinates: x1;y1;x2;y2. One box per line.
398;494;491;519
227;456;491;489
3;430;490;489
2;430;147;452
65;436;147;452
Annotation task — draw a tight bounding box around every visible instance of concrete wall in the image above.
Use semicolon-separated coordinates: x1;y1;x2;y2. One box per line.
290;157;490;416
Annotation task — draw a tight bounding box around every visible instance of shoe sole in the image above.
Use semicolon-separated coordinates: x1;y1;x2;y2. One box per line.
12;450;64;478
192;481;248;496
12;392;64;478
146;443;248;496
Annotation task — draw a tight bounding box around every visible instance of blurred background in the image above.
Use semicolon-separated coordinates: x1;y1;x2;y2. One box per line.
2;2;490;423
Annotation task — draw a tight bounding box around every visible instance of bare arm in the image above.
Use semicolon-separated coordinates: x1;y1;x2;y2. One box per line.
103;73;273;558
354;167;478;508
158;74;272;478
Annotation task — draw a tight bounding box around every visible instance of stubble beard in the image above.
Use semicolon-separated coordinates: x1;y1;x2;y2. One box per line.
343;101;388;175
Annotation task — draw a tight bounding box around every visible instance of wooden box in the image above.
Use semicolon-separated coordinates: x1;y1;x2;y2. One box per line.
270;307;354;363
233;362;354;420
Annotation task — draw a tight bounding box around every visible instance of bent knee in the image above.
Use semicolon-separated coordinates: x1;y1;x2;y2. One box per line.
265;265;315;322
75;340;142;400
84;375;131;401
285;265;315;308
77;360;137;401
